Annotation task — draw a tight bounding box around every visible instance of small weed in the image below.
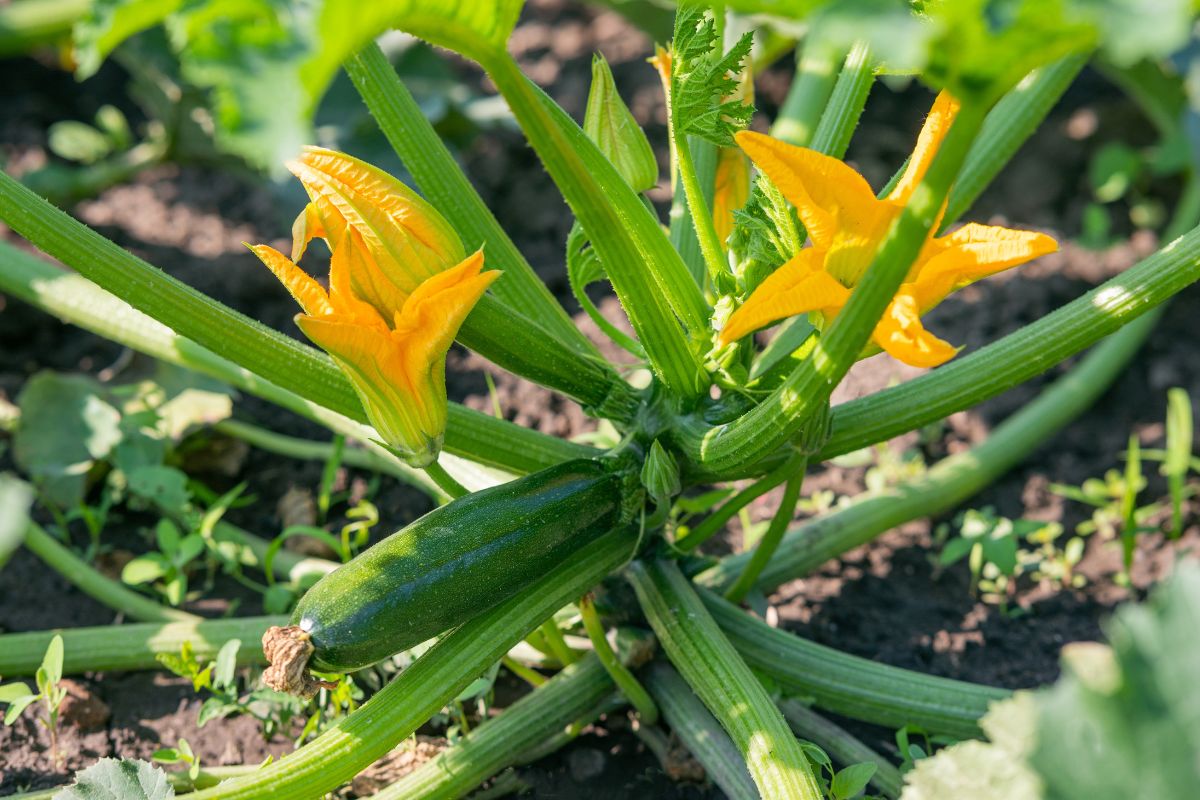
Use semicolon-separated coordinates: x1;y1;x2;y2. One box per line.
0;634;68;766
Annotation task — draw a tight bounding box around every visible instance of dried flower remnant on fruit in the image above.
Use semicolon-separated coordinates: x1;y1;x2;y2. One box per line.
719;92;1058;368
262;625;336;699
250;149;500;466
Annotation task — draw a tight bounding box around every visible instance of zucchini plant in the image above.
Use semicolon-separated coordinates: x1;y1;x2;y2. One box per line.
1;1;1198;798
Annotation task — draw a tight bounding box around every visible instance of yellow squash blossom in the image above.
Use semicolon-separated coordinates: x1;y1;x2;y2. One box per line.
718;92;1057;368
251;149;499;466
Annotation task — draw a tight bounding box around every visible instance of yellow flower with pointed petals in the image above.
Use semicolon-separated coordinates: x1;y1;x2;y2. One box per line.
717;92;1058;368
250;150;499;466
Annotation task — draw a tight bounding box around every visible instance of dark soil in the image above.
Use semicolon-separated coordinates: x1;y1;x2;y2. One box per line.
2;0;1198;796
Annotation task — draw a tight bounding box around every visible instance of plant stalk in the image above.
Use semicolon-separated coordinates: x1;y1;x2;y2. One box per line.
578;596;658;724
628;559;821;800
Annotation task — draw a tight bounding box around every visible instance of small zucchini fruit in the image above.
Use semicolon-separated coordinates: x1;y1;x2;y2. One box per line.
263;458;627;693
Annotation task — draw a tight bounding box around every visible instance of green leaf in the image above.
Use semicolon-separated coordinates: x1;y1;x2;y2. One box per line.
0;682;33;703
13;372;123;507
73;0;185;79
54;757;175;799
4;694;39;725
1068;0;1191;67
47;121;115;165
670;7;754;146
127;466;191;514
0;474;32;570
213;639;240;690
831;762;877;799
121;555;169;585
1089;143;1141;202
1030;564;1200;799
41;634;64;688
584;54;658;192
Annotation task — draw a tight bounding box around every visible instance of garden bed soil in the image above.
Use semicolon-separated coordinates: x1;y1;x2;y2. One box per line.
2;0;1198;796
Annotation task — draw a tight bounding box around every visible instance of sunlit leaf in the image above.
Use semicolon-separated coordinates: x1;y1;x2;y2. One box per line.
54;757;175;800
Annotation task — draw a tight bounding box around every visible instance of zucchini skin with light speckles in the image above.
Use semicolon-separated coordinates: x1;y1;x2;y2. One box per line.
294;459;623;671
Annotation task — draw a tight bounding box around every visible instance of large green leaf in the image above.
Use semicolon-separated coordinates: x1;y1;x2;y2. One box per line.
72;0;524;170
13;372;123;507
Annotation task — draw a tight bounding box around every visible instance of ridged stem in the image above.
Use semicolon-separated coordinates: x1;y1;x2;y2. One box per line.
375;654;613;800
778;699;903;799
628;559;821;800
188;527;637;800
0;616;283;676
807;41;873;158
703;589;1007;738
702;305;1159;593
770;43;842;147
0;243;590;475
482;53;709;398
23;523;196;623
643;661;758;800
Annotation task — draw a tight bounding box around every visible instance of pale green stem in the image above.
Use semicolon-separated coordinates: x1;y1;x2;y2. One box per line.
578;595;658;724
643;661;758;800
0;616;283;676
23;522;197;623
628;559;822;800
771;43;843;147
724;463;806;603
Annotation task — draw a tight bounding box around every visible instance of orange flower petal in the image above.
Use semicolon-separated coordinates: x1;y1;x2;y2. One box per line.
287;148;463;296
735;130;879;251
871;289;959;368
290;202;325;263
248;243;332;317
718;250;849;345
886;91;961;205
328;226;410;321
392;250;500;371
297;314;440;465
713;146;751;247
913;223;1058;309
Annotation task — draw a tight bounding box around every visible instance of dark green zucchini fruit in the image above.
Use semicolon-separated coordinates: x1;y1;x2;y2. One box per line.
293;458;624;672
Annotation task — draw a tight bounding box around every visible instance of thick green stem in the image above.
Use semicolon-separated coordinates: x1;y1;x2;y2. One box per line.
628;559;821;800
778;699;903;799
703;590;1007;738
944;53;1088;225
0;243;590;475
537;619;580;667
703;305;1159;594
375;654;614;799
0;616;283;676
23;523;197;623
188;527;637;800
578;596;658;724
344;42;600;360
770;44;842;147
807;41;873;158
482;53;709;398
725;464;806;603
678;102;988;477
643;661;758;800
669;135;718;285
422;459;469;500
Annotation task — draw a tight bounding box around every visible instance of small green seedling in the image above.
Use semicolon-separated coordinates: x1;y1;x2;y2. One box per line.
122;518;206;605
895;724;958;773
152;737;201;783
1162;387;1194;538
0;634;67;766
798;740;884;799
